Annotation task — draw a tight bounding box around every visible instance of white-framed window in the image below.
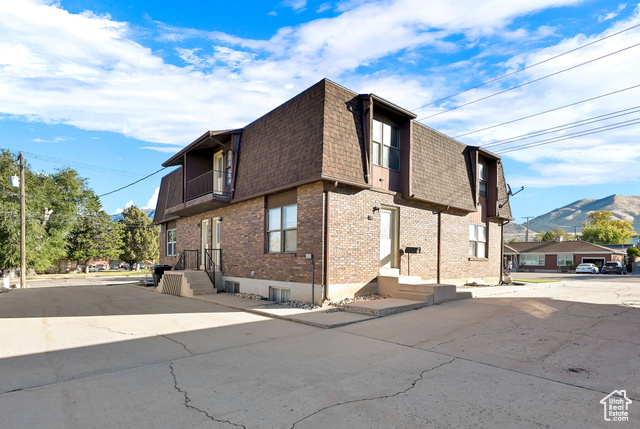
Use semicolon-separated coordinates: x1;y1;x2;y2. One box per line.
469;224;487;258
267;203;297;253
372;118;400;171
224;281;239;294
225;150;233;186
269;286;291;303
557;254;572;266
167;229;177;256
479;162;488;197
521;254;545;266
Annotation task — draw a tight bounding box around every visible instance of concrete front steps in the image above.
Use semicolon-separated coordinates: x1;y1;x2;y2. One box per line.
183;270;217;295
157;270;216;297
378;273;471;306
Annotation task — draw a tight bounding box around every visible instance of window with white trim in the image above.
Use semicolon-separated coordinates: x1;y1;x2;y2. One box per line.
479;162;488;198
269;286;291;303
167;229;177;256
267;204;297;253
521;254;545;266
557;254;572;266
372;118;400;171
225;150;233;186
469;224;487;258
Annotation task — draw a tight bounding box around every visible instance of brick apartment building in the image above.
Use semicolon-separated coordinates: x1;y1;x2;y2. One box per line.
153;79;513;303
504;240;625;272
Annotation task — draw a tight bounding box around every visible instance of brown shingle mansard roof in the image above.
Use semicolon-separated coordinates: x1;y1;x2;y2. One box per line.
154;78;513;223
505;241;625;254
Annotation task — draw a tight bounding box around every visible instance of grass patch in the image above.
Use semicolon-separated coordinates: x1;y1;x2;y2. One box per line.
513;278;559;284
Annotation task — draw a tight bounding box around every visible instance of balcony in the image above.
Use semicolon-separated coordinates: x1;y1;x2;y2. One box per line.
165;169;231;217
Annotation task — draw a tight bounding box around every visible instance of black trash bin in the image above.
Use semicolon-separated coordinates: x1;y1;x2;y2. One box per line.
153;264;173;287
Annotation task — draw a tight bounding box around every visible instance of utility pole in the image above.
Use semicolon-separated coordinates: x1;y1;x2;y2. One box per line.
522;216;534;242
19;153;26;288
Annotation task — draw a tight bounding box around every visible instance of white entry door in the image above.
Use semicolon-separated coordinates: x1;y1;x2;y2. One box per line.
201;218;211;268
212;217;221;269
380;208;397;269
213;151;224;194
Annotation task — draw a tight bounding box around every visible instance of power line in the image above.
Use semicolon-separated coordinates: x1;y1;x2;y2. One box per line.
483;105;640;148
98;167;167;197
411;22;640;112
417;42;640;121
453;83;640;138
5;149;141;178
495;118;640;154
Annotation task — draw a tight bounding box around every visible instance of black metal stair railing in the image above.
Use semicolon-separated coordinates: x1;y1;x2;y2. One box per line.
174;250;199;271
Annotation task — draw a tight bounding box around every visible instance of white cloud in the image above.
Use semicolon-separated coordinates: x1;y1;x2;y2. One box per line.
31;137;65;142
144;187;159;210
599;4;627;22
284;0;307;12
2;0;638;193
125;200;134;208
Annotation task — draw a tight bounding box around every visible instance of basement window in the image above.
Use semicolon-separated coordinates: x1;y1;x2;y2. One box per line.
224;281;239;294
269;286;291;303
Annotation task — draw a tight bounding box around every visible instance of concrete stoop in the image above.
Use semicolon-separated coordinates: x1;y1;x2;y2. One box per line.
157;270;216;297
182;271;217;295
378;274;466;306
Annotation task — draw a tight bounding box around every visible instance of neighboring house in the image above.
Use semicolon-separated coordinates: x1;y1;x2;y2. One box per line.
504;240;625;272
153;79;513;303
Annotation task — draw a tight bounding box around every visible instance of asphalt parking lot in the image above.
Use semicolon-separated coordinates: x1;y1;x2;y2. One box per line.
1;276;638;428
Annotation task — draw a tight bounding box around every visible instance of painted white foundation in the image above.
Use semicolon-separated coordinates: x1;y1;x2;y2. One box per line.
222;276;323;304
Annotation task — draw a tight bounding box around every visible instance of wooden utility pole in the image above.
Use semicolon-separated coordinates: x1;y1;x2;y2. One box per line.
522;216;534;242
19;153;26;288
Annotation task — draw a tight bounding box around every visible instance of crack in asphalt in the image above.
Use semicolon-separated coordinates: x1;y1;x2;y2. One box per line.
289;358;457;429
158;334;196;356
169;361;247;429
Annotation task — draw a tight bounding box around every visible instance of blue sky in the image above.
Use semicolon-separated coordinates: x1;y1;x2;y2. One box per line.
1;0;639;225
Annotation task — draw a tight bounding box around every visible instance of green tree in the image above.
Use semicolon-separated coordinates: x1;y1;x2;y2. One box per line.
67;193;124;271
581;211;635;244
0;150;94;273
119;205;158;270
534;228;573;242
627;247;640;263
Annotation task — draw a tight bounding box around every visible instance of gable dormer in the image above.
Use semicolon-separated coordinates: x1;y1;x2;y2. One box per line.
360;94;416;194
468;147;501;218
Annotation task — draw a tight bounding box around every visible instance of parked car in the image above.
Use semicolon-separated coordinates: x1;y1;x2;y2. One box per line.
576;263;599;274
602;261;627;275
96;264;106;271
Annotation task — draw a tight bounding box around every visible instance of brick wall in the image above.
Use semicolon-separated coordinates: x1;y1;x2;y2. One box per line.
160;182;325;285
327;186;503;288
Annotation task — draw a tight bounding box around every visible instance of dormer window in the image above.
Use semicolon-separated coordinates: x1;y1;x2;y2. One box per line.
478;162;488;198
372;119;400;171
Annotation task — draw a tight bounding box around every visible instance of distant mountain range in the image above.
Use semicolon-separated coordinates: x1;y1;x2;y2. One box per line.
505;194;640;241
110;208;155;222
